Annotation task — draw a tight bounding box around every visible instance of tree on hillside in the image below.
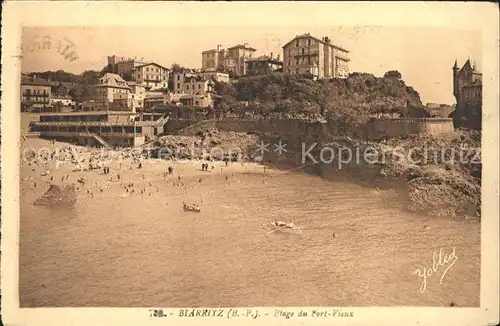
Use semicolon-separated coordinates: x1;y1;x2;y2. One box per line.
81;70;101;85
171;63;188;72
69;84;94;103
29;70;79;83
100;64;114;77
384;70;402;80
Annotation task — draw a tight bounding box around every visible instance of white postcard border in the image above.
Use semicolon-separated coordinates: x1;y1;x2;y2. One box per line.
1;2;499;326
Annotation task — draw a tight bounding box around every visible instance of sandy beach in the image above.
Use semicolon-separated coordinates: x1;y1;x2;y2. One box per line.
19;138;481;307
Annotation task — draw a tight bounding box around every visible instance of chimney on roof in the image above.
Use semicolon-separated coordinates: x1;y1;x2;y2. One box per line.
32;74;36;81
325;37;330;43
277;54;280;61
270;52;273;59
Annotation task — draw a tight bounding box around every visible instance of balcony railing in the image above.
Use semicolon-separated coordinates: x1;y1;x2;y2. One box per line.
40;131;138;138
23;93;50;97
32;121;138;127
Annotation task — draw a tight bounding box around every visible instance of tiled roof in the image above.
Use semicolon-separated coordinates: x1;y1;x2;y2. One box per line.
228;44;257;51
21;77;51;86
96;73;131;89
134;62;169;71
282;34;349;52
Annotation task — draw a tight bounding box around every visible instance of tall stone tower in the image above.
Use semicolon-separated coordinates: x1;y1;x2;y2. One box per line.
452;59;460;101
452;59;482;130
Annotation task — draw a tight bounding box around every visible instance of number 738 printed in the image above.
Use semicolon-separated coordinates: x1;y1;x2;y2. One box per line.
149;309;167;318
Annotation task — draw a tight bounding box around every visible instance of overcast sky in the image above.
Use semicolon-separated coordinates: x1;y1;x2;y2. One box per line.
21;26;481;105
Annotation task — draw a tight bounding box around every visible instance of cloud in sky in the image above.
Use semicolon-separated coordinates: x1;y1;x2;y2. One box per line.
21;26;481;105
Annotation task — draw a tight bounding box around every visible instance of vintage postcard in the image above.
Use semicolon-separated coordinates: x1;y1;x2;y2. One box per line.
1;1;499;326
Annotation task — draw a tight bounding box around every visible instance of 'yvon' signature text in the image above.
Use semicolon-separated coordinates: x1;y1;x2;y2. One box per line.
414;247;458;293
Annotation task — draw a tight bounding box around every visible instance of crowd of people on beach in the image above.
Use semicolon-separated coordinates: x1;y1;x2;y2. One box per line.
22;140;311;239
22;141;247;206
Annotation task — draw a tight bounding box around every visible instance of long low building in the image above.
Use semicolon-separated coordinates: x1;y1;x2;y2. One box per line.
28;111;169;147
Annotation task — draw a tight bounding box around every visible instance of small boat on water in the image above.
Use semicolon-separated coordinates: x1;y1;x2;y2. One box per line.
183;203;201;213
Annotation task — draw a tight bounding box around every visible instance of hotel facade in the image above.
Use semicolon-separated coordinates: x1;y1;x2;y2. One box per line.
133;63;170;90
21;76;52;110
282;33;350;79
201;44;257;77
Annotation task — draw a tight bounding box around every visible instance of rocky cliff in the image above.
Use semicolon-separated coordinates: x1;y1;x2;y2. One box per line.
215;72;427;127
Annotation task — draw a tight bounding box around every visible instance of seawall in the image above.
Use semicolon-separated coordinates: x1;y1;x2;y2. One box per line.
165;117;454;141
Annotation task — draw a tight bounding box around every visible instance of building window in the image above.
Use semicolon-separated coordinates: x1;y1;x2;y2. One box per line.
302;48;305;55
296;59;299;65
296;68;299;74
156;68;159;72
146;68;149;72
177;75;180;81
296;40;299;47
308;39;311;46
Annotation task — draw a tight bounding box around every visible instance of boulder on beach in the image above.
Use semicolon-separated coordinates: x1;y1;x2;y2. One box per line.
34;184;77;207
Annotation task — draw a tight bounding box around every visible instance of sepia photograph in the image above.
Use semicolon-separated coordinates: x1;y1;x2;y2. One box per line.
1;2;499;326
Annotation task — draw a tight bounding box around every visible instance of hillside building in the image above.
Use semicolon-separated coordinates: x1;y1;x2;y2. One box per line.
107;55;149;81
171;70;197;94
21;75;52;111
132;62;170;91
201;44;256;77
282;33;350;79
452;59;482;130
93;73;131;111
198;69;230;83
245;53;283;76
